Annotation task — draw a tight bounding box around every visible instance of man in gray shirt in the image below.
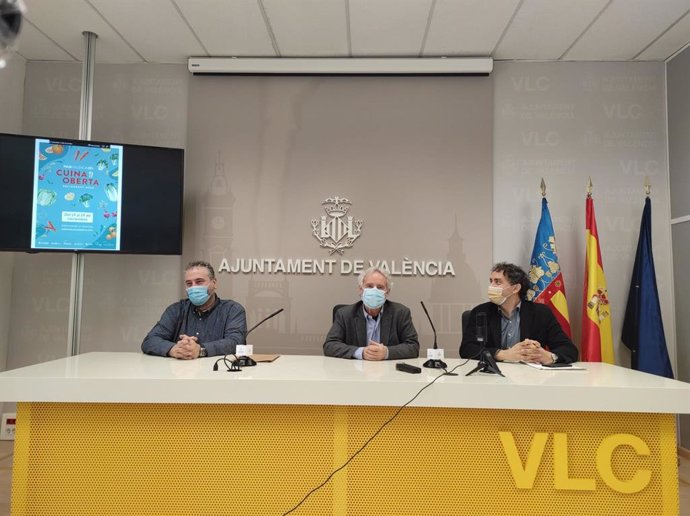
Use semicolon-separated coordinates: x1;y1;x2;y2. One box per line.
142;260;246;359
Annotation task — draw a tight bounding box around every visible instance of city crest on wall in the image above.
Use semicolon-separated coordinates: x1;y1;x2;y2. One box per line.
311;196;363;255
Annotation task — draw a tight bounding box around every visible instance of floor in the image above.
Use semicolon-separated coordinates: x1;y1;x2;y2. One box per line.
0;440;688;515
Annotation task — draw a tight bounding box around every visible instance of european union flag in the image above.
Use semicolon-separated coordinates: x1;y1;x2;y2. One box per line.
621;197;673;378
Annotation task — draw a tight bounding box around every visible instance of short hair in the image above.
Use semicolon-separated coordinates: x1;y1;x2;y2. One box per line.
491;262;529;300
358;266;392;292
185;260;215;280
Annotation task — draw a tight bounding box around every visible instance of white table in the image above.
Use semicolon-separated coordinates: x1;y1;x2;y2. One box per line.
2;353;688;516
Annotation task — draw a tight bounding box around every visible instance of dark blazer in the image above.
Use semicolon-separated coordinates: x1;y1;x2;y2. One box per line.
459;301;578;363
323;300;419;360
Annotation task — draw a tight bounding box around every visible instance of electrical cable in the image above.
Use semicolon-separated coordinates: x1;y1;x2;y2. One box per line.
282;363;463;515
212;354;241;372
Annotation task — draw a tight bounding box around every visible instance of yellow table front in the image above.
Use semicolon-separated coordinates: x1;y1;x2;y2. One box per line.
11;402;678;515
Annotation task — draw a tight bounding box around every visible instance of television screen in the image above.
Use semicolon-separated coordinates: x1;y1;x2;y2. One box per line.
0;133;184;255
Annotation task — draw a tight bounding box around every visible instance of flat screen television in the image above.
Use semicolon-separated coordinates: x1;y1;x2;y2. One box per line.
0;133;184;255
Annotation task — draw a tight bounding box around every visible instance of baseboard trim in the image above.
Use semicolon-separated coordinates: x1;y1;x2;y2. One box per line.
679;446;690;460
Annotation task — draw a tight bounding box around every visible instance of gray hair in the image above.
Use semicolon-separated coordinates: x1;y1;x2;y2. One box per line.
358;266;392;292
185;260;215;280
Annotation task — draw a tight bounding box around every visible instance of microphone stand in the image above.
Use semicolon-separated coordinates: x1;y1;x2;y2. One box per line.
420;301;447;369
465;349;504;377
236;308;284;367
465;312;503;377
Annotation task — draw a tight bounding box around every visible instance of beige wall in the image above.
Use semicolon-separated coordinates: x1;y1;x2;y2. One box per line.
0;54;25;417
7;63;188;369
186;75;493;355
0;54;25;375
668;46;690;448
494;61;674;369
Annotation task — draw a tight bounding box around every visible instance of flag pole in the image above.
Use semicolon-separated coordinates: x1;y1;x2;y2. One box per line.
621;180;674;377
582;176;614;363
528;178;572;337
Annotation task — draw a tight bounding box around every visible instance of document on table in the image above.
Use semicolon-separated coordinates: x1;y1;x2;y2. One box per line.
521;361;586;370
250;354;281;362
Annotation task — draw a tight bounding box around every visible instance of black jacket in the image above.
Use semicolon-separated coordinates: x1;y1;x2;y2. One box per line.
459;300;578;363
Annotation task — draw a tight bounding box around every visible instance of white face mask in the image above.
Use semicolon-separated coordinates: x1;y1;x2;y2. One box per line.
488;285;509;305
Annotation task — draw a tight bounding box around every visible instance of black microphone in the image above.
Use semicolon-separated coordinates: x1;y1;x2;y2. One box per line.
476;312;487;344
236;308;284;367
420;301;447;369
466;312;503;377
246;308;284;336
480;349;504;376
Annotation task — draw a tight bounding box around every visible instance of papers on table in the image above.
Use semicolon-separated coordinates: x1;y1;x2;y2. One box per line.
521;361;586;370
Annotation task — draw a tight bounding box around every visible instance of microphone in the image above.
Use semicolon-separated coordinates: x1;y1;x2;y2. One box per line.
466;312;503;377
235;308;284;367
420;301;447;369
246;308;284;336
476;312;487;344
480;349;504;376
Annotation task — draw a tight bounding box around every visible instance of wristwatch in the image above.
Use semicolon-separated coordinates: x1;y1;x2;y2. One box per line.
199;346;207;358
550;352;558;364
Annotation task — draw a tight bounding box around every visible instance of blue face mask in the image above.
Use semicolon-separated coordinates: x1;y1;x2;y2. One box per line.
362;287;386;309
187;286;210;306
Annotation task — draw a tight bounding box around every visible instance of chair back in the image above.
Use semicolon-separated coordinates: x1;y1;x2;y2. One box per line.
461;310;471;334
332;304;348;322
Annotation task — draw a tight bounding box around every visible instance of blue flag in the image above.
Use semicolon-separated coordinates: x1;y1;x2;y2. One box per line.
621;197;673;378
527;198;571;337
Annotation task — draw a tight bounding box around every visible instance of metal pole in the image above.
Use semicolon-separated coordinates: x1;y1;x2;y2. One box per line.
78;31;97;140
67;31;97;357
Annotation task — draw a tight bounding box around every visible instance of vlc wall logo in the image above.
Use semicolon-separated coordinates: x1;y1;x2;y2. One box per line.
311;196;364;255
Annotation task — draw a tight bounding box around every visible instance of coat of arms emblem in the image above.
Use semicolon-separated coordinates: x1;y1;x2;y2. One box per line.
311;197;363;255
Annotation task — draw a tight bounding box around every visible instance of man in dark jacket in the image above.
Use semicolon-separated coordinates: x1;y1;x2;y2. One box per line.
324;266;419;360
460;262;578;364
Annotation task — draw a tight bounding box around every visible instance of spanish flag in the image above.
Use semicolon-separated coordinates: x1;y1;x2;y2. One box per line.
527;197;572;337
581;194;614;363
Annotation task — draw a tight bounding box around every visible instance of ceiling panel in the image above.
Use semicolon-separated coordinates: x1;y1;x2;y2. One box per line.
89;0;205;63
564;0;690;60
8;0;690;63
637;9;690;60
495;0;608;60
15;20;77;61
176;0;275;56
262;0;348;56
349;0;432;56
424;0;519;56
22;0;143;63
